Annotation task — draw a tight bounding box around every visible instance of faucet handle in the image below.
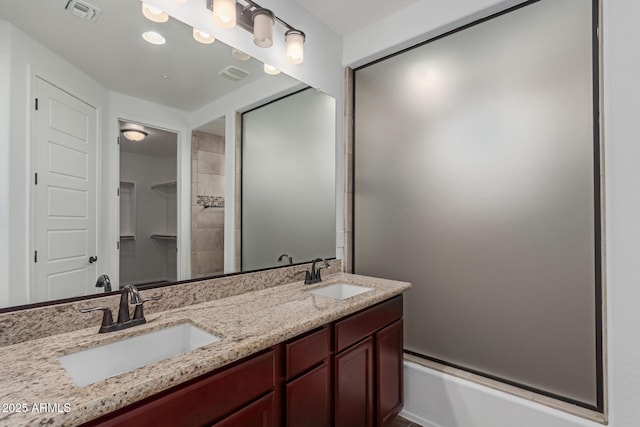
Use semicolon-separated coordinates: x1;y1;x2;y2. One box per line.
132;295;161;321
80;306;114;333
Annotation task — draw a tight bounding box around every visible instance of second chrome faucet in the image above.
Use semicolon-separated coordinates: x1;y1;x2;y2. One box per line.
81;284;161;333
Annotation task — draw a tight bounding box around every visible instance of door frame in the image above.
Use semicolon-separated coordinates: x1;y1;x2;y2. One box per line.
110;113;190;289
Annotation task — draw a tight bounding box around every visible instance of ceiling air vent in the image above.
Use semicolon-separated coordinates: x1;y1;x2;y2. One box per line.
219;66;251;81
64;0;103;23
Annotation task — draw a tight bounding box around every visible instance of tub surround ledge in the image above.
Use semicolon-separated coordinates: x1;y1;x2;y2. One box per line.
0;272;410;427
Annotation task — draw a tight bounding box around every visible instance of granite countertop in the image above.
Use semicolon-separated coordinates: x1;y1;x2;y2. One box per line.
0;273;410;426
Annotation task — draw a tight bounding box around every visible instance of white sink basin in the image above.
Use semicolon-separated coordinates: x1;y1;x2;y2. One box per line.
59;323;220;387
309;283;372;300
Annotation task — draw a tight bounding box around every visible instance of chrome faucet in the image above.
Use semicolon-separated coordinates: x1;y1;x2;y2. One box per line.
80;284;161;333
304;258;329;285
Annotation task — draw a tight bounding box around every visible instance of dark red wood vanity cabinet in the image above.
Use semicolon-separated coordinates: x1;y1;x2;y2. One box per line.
284;326;332;427
83;349;279;427
334;295;404;427
376;319;404;426
335;336;375;427
82;295;403;427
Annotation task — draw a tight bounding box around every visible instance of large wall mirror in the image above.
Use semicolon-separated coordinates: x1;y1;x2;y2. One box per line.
0;0;336;310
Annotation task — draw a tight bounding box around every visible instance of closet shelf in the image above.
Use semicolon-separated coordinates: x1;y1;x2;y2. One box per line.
120;235;135;241
150;234;177;241
151;181;177;194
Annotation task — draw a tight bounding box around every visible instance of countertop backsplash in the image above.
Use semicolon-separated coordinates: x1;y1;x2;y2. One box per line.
0;259;341;347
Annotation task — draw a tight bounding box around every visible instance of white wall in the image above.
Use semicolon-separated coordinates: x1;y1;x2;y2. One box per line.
345;0;640;426
2;20;108;306
602;0;640;424
0;21;11;307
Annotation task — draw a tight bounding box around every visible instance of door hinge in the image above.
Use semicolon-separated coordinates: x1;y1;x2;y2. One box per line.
34;98;39;110
117;187;120;196
117;136;120;145
34;250;38;263
117;241;120;250
34;173;38;185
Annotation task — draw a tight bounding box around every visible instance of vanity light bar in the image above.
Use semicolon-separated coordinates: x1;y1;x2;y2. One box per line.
205;0;305;64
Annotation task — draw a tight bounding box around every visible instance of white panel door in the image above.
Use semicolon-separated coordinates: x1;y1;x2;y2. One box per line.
33;77;98;302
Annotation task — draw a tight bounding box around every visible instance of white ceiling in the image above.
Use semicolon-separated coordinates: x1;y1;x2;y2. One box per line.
0;0;297;112
293;0;419;36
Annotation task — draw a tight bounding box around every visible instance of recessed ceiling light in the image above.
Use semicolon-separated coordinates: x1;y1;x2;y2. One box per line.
264;64;280;75
142;31;166;45
193;28;215;44
232;48;251;61
142;3;168;23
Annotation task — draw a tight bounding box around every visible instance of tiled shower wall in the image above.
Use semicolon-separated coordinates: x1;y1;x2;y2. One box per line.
191;131;225;278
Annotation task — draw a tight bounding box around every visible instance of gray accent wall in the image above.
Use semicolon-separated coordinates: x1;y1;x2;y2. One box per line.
354;0;598;407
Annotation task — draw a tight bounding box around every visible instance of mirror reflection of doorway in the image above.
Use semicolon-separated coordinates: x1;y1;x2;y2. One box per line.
118;120;178;287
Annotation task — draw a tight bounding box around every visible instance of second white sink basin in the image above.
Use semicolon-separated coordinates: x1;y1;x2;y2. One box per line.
309;283;372;300
59;322;220;387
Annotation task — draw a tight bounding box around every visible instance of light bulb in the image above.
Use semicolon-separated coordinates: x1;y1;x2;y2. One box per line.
213;0;236;29
253;9;274;48
285;30;305;65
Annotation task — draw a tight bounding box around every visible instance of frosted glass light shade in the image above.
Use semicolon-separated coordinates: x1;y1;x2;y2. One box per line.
122;129;148;142
193;28;215;44
142;3;168;23
264;64;280;75
253;9;274;48
285;30;305;64
213;0;236;28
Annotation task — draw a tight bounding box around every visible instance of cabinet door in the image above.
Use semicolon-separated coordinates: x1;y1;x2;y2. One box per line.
286;362;331;427
376;319;403;425
335;337;374;427
211;393;275;427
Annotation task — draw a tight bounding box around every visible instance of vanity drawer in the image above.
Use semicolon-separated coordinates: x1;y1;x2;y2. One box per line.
285;326;330;379
212;392;275;427
334;295;403;353
86;349;276;427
